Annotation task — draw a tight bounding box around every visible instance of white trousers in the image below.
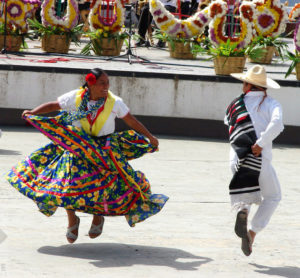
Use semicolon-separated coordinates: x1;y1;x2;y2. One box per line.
230;158;282;234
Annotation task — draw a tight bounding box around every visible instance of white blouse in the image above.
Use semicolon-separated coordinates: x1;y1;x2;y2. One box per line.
58;89;130;137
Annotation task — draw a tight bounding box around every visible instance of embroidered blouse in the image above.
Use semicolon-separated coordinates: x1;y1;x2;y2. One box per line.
58;89;130;137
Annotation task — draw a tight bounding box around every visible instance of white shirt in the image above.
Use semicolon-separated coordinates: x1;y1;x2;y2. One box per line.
58;89;130;137
160;0;177;8
225;91;284;161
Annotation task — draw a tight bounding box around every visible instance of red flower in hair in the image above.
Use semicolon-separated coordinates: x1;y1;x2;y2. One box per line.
85;73;97;85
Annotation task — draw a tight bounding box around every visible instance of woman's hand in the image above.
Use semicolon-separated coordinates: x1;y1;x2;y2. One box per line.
251;143;262;157
148;135;159;147
22;110;33;118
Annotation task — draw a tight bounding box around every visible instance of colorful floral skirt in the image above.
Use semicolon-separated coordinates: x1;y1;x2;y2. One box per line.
6;114;168;227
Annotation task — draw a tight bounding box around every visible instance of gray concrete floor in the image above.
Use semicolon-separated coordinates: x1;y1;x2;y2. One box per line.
0;127;299;278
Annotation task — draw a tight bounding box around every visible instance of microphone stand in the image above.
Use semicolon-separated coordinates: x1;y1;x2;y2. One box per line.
107;3;151;64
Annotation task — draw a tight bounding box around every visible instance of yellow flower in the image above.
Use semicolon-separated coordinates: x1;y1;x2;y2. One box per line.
40;156;48;164
12;176;18;183
48;201;55;207
56;197;63;206
141;203;150;211
131;215;140;223
71;166;78;173
92;193;99;202
58;171;66;179
66;205;73;210
87;193;93;198
78;198;86;206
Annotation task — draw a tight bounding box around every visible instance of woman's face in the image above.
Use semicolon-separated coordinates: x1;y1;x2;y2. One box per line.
90;73;110;99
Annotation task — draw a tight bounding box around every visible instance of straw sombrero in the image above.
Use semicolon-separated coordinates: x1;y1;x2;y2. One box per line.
230;65;280;89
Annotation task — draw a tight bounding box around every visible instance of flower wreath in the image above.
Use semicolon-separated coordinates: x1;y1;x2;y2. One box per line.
0;0;41;32
208;0;255;49
252;0;288;37
41;0;79;30
89;0;125;33
150;0;211;38
289;4;300;52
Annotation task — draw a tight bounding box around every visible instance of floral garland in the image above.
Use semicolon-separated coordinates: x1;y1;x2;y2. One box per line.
89;0;125;33
149;0;211;38
252;0;288;37
208;0;255;48
0;0;41;32
41;0;79;30
289;3;300;52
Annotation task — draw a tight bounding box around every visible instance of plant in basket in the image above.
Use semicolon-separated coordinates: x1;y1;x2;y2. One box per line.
153;29;200;59
149;0;212;58
285;51;300;81
0;24;29;51
247;35;287;63
81;0;127;56
29;0;81;53
284;4;300;80
0;0;41;51
81;27;128;56
193;39;264;75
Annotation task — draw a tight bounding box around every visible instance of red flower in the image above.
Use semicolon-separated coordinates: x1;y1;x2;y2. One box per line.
85;73;97;85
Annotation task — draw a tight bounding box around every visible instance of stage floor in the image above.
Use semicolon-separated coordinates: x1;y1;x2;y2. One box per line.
0;37;298;83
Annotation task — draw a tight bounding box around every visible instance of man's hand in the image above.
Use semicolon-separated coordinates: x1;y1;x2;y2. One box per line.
251;143;262;157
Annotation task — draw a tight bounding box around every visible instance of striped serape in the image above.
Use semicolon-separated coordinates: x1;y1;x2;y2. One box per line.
225;94;262;208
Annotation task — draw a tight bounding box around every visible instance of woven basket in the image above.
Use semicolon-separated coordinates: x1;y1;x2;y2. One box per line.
248;46;276;64
0;35;22;52
92;38;124;56
296;63;300;81
41;35;71;54
213;56;246;75
168;41;195;59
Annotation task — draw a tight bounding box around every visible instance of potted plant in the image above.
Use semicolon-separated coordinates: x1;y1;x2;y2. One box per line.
149;0;212;59
247;35;288;64
81;0;127;56
193;39;264;75
153;29;198;59
29;0;81;53
0;24;26;52
28;19;82;53
285;51;300;81
81;27;128;56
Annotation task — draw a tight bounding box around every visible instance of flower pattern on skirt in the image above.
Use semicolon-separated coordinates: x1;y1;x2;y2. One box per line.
6;114;168;227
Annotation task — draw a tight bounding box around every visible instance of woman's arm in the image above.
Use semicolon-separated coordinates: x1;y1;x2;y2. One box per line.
22;101;61;117
122;112;159;147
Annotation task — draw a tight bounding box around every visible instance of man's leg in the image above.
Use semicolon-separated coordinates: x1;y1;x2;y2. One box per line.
137;4;152;46
249;160;282;234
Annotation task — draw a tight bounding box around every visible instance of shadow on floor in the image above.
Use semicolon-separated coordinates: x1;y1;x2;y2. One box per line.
250;263;300;278
0;149;21;156
38;243;212;270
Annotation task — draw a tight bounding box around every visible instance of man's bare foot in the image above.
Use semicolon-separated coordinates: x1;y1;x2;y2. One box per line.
249;229;256;244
